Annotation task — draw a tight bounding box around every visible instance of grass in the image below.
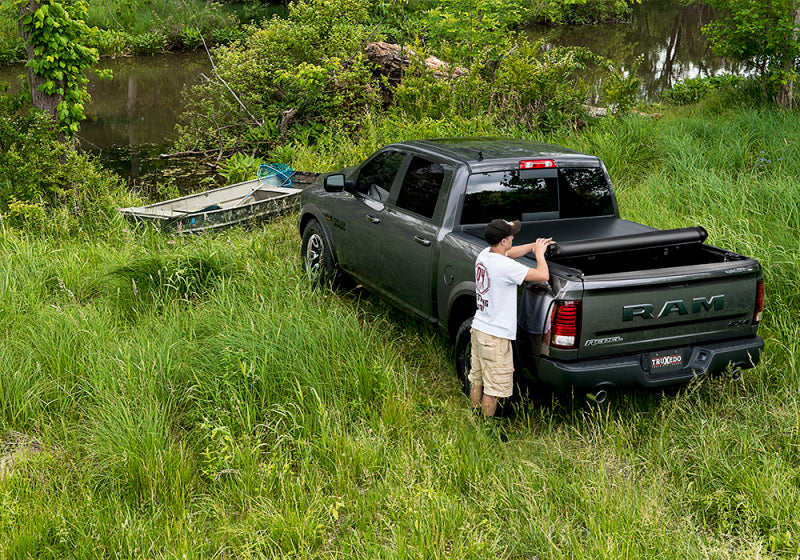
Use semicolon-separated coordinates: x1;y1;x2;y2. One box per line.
1;103;800;558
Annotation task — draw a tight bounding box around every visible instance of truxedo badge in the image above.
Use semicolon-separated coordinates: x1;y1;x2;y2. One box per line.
622;295;724;321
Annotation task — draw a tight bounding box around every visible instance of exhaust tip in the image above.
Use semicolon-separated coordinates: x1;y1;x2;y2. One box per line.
587;388;609;405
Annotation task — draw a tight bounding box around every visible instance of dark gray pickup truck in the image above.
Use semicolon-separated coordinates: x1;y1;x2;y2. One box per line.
298;138;765;400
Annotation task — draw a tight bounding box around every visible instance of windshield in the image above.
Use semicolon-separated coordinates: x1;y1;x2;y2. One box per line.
461;167;614;224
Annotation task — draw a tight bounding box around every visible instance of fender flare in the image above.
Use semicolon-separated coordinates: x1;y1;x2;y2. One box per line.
299;204;339;267
446;281;477;336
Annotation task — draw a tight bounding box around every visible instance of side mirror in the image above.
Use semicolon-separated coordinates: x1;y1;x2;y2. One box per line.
324;173;346;192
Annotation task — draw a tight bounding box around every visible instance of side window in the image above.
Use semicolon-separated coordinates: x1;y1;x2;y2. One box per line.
394;156;447;219
355;150;406;201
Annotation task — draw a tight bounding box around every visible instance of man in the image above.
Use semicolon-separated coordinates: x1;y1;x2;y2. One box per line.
470;219;553;419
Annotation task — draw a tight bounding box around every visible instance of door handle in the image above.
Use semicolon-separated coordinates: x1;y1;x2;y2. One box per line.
414;235;432;247
366;214;381;224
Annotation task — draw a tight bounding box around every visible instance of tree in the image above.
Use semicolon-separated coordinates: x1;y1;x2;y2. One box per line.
700;0;800;107
16;0;101;140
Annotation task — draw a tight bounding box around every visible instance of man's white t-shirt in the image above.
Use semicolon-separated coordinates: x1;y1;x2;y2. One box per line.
471;247;529;340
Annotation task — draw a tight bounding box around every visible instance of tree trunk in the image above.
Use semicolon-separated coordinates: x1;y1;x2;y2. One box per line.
788;3;800;107
776;2;800;108
18;0;67;141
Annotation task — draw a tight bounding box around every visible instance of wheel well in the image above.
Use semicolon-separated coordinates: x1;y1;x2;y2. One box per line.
448;296;476;340
298;213;318;236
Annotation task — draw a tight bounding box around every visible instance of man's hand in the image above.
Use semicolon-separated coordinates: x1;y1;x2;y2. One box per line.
531;238;554;258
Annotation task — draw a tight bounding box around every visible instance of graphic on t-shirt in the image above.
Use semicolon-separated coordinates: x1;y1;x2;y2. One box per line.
476;263;490;294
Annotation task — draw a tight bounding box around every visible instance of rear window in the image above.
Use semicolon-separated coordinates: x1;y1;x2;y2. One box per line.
461;167;613;224
462;169;559;224
558;167;615;219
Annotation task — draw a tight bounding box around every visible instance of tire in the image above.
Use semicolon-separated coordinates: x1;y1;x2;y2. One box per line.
454;317;474;396
301;218;338;286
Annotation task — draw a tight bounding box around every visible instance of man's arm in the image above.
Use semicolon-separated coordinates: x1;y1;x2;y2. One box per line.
506;237;553;259
510;238;553;282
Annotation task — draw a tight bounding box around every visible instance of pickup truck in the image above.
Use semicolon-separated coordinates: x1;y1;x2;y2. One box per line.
298;138;765;401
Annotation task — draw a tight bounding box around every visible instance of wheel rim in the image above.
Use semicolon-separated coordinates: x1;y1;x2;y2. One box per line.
305;233;324;274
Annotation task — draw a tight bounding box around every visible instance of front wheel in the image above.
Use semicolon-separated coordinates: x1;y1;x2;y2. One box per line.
301;219;338;286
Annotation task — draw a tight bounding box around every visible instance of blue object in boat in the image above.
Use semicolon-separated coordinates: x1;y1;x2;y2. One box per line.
257;163;294;187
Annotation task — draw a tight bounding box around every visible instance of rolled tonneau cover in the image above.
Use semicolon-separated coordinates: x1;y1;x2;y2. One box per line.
545;226;708;259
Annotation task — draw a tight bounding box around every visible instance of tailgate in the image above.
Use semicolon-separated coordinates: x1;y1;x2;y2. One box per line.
578;260;762;360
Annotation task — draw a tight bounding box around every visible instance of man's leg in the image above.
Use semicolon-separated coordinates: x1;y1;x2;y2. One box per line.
469;328;484;411
481;393;499;416
470;384;483;410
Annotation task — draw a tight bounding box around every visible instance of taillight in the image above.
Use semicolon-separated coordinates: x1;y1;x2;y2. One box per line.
520;159;556;170
753;279;765;325
550;300;581;349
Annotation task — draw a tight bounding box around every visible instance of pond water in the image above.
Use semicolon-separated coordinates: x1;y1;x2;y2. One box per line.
526;0;750;102
0;2;748;192
82;51;215;195
0;51;214;195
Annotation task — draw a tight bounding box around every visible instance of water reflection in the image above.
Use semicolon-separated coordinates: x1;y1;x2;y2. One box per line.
0;51;214;194
527;0;752;101
81;51;214;194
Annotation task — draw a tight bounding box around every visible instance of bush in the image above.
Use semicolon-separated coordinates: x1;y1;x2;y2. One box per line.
392;42;600;131
545;0;635;24
175;0;382;158
176;0;634;159
0;92;124;233
219;152;263;184
662;74;748;105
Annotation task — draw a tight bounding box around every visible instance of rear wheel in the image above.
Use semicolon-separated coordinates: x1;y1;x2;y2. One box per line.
301;219;338;286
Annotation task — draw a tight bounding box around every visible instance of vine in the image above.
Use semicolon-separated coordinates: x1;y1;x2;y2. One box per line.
15;0;106;137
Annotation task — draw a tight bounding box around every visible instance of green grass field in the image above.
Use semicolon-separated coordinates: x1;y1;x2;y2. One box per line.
1;103;799;558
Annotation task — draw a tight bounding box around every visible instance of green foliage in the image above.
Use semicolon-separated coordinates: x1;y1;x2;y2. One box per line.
379;0;638;43
175;0;381;157
17;0;100;137
177;0;635;157
391;42;598;131
84;27;129;55
84;0;239;45
416;0;525;61
129;28;167;54
541;0;637;24
662;73;748;105
219;152;263;184
0;14;24;63
0;90;124;231
700;0;800;106
601;58;641;114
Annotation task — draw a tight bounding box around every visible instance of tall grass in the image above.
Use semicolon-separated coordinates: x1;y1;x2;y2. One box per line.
2;104;800;558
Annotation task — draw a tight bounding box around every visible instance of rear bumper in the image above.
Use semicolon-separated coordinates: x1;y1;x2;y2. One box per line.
535;336;764;391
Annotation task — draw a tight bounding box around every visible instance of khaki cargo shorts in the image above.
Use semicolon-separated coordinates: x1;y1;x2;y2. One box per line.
469;328;514;398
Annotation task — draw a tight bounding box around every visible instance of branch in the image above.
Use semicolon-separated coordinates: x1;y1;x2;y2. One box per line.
199;31;263;127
